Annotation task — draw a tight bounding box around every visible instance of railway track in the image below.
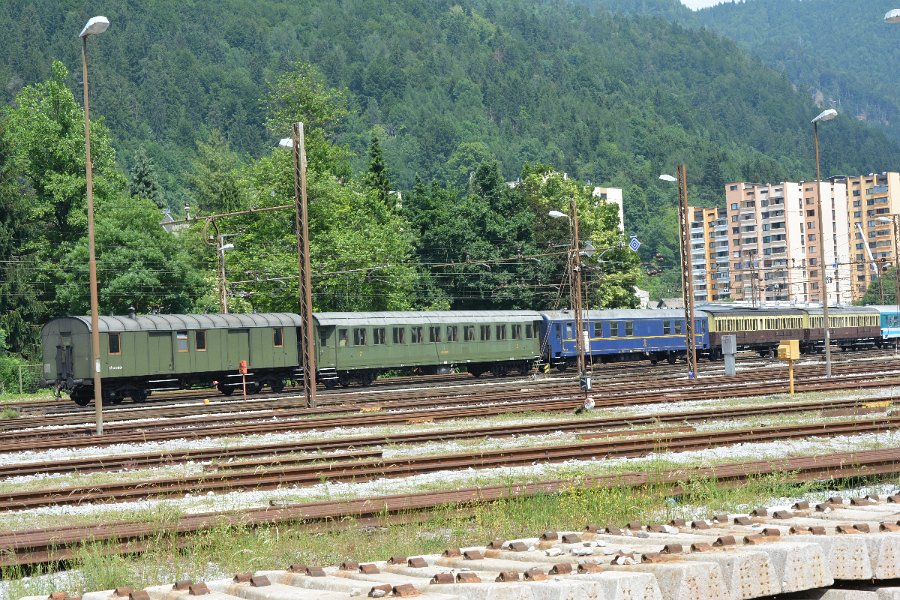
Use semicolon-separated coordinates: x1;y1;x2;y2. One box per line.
3;415;898;511
0;362;898;454
1;395;892;479
2;446;898;568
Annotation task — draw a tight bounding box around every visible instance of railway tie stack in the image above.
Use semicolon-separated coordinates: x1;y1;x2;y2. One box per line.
25;495;900;600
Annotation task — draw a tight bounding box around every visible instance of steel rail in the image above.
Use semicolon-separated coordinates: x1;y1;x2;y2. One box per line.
2;446;899;568
2;415;897;511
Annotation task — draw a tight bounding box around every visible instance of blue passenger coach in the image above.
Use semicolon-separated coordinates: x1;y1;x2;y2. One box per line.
540;309;710;368
870;305;900;342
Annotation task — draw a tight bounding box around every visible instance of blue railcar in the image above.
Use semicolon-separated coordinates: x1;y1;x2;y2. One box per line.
870;305;900;341
540;309;710;368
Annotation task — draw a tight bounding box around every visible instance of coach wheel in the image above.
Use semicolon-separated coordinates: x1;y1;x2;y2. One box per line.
323;379;339;389
360;372;375;387
72;391;91;407
218;384;234;396
667;352;677;365
469;368;483;378
492;364;507;378
247;381;263;394
556;363;568;373
269;379;285;393
519;362;532;375
131;388;148;403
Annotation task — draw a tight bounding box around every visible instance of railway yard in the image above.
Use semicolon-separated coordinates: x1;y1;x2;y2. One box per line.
1;349;900;600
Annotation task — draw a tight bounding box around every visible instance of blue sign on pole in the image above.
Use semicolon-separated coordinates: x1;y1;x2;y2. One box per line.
628;237;641;252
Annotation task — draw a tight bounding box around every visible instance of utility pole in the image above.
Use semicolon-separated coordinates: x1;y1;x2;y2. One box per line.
676;164;699;379
812;109;837;377
568;197;588;389
290;123;317;408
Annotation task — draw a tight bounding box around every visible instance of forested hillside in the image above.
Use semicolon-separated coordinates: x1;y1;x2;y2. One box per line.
1;0;899;373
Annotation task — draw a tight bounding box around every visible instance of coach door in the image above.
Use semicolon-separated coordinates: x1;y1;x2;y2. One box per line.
148;331;174;374
228;329;251;371
56;333;73;382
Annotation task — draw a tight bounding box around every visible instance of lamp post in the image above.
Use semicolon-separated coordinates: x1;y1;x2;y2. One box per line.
812;108;837;377
279;125;316;408
549;200;591;393
878;216;900;318
660;169;698;379
218;237;235;313
80;15;109;436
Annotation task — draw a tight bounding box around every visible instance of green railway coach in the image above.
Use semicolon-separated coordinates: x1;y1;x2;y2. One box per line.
42;313;301;405
313;311;542;387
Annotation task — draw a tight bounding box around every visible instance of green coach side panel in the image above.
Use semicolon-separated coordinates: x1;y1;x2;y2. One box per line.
42;313;302;382
315;311;542;371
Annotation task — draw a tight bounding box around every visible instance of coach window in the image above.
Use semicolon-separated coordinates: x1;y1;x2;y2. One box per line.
412;326;423;343
554;323;561;339
373;328;386;345
353;328;367;346
610;322;620;337
625;321;634;336
176;331;189;352
393;327;405;344
512;324;521;340
663;321;671;335
526;323;534;338
196;330;207;351
319;329;329;347
447;326;458;342
464;325;475;341
480;325;491;341
496;324;507;340
273;327;284;347
338;329;348;347
108;332;121;355
674;321;683;334
565;322;574;339
429;326;442;343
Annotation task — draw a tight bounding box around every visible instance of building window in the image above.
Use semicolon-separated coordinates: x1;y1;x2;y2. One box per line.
373;328;386;345
393;327;405;344
109;333;122;355
353;328;367;346
196;330;206;351
176;331;188;352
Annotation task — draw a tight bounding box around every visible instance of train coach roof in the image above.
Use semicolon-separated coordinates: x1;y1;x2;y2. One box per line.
804;306;880;315
313;311;542;327
541;309;690;320
48;313;302;333
695;306;806;317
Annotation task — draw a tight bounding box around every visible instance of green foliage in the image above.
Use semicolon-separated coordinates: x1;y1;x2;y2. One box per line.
858;268;897;306
129;148;164;209
188;130;247;215
365;131;392;208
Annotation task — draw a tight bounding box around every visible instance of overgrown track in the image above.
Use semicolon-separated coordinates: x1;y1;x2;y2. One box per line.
2;446;899;568
3;415;898;511
0;395;892;479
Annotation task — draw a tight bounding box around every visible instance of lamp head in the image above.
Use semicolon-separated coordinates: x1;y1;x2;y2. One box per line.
659;174;677;183
278;138;294;148
221;243;235;251
812;109;838;124
548;210;567;219
886;9;900;23
79;16;109;38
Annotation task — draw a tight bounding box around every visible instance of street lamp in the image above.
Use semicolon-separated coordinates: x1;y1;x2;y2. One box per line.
886;9;900;23
80;15;109;436
659;168;698;379
218;238;235;313
812;108;837;377
549;201;591;393
279;126;317;408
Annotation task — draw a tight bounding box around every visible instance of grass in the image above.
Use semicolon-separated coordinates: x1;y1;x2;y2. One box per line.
0;408;18;420
3;471;896;600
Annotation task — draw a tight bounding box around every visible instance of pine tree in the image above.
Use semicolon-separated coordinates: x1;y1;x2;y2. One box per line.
129;148;165;208
366;133;392;208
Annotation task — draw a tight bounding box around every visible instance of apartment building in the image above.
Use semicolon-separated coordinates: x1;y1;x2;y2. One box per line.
839;172;900;300
687;206;730;302
709;179;851;306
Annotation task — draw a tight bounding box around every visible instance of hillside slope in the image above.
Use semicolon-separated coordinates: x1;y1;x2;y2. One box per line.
0;0;896;217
